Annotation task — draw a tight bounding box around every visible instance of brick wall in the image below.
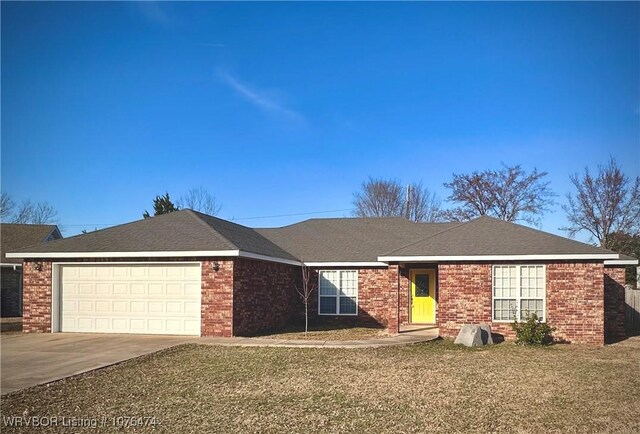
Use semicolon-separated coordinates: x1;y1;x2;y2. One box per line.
604;266;626;343
22;261;53;333
437;263;493;338
436;262;606;345
308;267;396;330
232;258;299;336
399;267;410;325
1;267;22;317
201;259;234;337
546;262;604;345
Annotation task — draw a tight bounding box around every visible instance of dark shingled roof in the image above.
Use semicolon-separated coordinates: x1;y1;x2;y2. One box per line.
256;218;459;262
1;224;61;264
7;212;629;263
381;216;617;257
8;210;297;260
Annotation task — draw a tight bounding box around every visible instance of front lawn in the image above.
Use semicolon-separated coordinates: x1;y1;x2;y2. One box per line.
2;340;639;433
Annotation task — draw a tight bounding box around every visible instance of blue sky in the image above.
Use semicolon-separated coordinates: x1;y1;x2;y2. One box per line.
2;2;638;240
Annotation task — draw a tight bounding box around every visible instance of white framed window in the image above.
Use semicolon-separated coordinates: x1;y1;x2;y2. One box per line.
318;270;358;315
492;265;545;322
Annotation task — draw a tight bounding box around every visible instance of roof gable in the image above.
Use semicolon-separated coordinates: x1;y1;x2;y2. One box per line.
1;224;61;264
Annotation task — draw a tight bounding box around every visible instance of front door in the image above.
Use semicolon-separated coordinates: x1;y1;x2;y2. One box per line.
410;269;436;323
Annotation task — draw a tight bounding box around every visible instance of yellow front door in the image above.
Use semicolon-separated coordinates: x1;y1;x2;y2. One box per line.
411;269;436;323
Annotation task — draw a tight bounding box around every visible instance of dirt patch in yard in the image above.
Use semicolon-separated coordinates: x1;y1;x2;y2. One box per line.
257;324;389;340
1;340;639;433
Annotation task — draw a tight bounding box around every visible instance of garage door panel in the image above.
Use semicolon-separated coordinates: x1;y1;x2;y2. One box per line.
61;264;201;336
148;284;164;295
78;267;95;278
95;300;111;312
112;283;128;295
78;284;94;296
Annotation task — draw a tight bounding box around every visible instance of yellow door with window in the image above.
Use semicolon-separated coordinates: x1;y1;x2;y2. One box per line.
411;269;436;323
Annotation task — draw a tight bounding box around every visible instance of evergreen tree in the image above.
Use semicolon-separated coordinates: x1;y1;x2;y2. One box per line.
143;193;179;219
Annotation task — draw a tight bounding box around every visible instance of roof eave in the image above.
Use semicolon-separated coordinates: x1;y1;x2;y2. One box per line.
377;253;621;262
604;259;639;265
6;250;302;266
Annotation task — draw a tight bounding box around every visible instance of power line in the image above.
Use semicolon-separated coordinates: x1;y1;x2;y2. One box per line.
231;208;353;221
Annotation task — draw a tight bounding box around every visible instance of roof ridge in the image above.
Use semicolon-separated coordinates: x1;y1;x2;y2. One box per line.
0;223;58;228
381;219;471;256
184;210;238;250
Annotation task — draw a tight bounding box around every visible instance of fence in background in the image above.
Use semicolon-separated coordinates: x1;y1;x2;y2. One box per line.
626;287;640;335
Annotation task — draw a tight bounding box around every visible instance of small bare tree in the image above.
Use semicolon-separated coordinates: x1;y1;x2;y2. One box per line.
178;186;222;216
353;177;442;222
294;262;317;334
562;157;640;249
442;164;555;225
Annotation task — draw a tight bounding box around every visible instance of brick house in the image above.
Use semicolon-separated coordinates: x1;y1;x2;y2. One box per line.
7;210;637;344
0;223;62;317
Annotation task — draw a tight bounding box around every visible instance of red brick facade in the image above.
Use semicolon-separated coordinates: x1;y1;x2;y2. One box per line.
20;257;298;338
435;262;606;344
19;257;627;345
306;267;399;332
546;262;604;345
201;259;234;337
22;260;53;333
233;258;300;336
437;263;494;338
604;266;626;342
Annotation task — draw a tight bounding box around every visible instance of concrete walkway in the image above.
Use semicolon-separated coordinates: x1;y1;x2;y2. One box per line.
199;327;439;348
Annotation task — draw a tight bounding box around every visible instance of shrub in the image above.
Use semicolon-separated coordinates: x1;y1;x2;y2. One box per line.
511;313;555;345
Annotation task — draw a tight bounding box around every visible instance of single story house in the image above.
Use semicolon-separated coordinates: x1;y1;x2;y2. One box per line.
7;210;637;344
1;223;62;317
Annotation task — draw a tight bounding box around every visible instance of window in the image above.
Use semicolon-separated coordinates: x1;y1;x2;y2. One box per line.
492;265;545;321
319;270;358;315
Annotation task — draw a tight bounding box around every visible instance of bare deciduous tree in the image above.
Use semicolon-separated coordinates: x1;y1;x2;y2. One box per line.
0;192;15;221
28;202;59;225
294;263;317;335
13;201;59;224
1;194;58;224
562;158;640;249
406;182;443;223
353;177;442;222
442;164;555;225
178;186;222;216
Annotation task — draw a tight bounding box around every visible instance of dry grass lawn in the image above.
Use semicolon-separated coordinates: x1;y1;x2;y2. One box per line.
2;340;639;433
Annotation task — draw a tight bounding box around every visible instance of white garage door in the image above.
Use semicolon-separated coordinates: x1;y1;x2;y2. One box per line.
60;263;201;335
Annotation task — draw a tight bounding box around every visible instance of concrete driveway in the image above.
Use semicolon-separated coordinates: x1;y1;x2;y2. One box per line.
1;333;195;394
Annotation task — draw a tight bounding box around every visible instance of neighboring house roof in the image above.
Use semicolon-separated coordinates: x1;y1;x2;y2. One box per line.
1;223;62;265
6;211;634;264
7;210;297;262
